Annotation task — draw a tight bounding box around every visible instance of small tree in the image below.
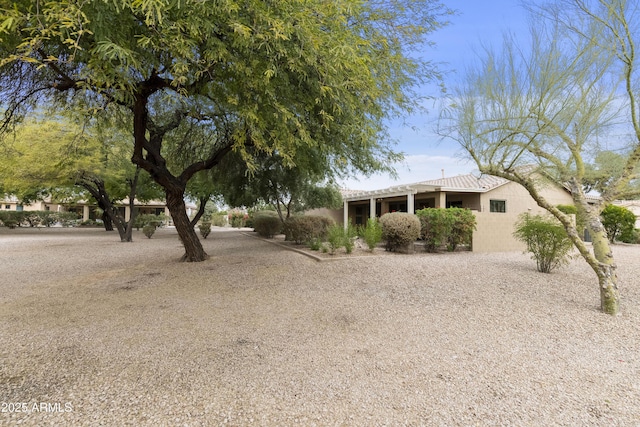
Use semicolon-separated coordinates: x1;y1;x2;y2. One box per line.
601;205;636;243
447;208;477;251
513;213;574;273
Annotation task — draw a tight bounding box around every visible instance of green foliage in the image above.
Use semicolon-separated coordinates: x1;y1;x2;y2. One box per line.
326;224;346;255
416;208;453;252
307;238;323;251
283;215;334;245
252;211;282;238
198;222;212;239
359;218;383;252
0;210;80;228
601;204;637;243
0;0;453;260
229;212;246;228
447;208;477;251
142;224;156;239
556;204;586;235
211;214;226;227
134;213;167;230
415;208;476;252
379;212;421;252
513;213;574;273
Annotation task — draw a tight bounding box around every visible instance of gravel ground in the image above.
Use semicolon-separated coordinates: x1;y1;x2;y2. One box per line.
1;226;639;426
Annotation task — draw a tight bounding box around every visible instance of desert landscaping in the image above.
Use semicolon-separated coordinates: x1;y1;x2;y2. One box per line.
1;226;639;426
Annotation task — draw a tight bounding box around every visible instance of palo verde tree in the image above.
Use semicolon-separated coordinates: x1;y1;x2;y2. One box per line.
0;0;452;261
442;0;640;315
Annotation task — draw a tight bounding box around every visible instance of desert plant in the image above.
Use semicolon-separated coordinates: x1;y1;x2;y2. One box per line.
447;207;476;251
416;208;453;252
143;224;156;238
252;211;282;238
199;221;212;239
513;213;573;273
379;212;420;253
283;215;334;244
229;212;246;228
601;204;636;243
343;222;358;254
359;217;383;252
211;214;227;227
326;224;345;254
307;238;323;251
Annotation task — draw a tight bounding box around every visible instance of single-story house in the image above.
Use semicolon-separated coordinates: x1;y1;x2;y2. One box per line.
313;173;576;252
0;195;196;224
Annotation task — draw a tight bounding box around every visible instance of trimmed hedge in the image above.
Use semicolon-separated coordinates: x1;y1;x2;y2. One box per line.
283;215;334;244
0;210;79;228
252;211;282;238
416;207;476;252
379;212;420;252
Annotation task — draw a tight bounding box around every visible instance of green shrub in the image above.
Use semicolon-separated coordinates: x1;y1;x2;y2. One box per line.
447;208;476;251
379;212;420;253
359;218;383;252
229;212;246;228
601;204;636;243
211;214;226;227
513;213;573;273
326;224;345;254
307;238;323;251
253;212;282;238
143;224;156;238
199;221;212;239
343;222;357;254
416;208;453;252
283;215;334;244
415;208;476;252
134;213;167;230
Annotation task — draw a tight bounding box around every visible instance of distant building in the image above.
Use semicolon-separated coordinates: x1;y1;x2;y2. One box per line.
0;195;196;224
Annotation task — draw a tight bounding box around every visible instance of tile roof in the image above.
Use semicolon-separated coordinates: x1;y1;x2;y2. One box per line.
416;174;510;191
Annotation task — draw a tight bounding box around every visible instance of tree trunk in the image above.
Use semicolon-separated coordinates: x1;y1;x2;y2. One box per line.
166;189;208;261
588;218;620;315
190;196;209;228
102;210;114;231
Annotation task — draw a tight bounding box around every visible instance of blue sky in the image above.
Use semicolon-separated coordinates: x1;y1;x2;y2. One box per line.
338;0;529;190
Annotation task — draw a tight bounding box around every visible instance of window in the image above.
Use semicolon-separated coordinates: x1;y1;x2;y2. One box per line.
490;200;506;213
446;201;463;208
4;205;9;209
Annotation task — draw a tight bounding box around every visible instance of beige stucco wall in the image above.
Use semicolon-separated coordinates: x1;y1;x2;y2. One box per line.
471;182;574;252
305;207;343;224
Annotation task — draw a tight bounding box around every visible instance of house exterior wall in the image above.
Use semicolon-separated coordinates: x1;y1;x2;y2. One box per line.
472;182;574;252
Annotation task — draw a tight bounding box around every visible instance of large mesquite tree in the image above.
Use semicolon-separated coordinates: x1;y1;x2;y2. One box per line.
0;0;452;261
442;0;640;315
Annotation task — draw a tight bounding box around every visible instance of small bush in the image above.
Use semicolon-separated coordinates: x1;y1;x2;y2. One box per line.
416;208;452;252
283;215;334;244
359;218;383;252
326;224;345;254
134;213;167;230
307;238;323;251
199;221;212;239
211;214;226;227
143;224;156;239
253;212;282;238
229;212;246;228
601;204;636;243
513;213;573;273
379;212;420;253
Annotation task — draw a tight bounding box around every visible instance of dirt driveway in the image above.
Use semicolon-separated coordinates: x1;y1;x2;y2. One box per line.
1;227;639;426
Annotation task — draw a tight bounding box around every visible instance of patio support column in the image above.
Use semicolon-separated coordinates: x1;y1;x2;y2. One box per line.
407;191;415;214
436;192;446;208
343;199;349;230
82;205;90;221
370;197;376;219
